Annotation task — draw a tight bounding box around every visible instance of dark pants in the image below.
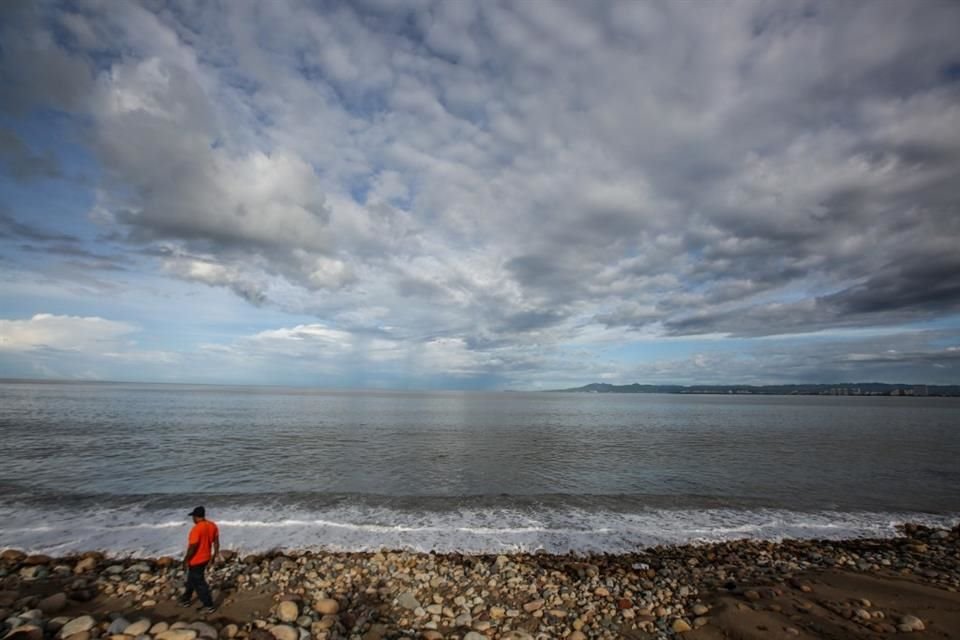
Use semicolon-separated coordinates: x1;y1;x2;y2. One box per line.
182;562;213;607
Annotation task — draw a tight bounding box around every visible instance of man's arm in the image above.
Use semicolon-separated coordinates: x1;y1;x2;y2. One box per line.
183;542;198;568
211;535;220;565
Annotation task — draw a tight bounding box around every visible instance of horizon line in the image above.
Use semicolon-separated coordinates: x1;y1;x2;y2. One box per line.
1;377;956;392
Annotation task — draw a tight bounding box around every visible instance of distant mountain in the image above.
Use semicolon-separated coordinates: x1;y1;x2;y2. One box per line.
550;382;960;396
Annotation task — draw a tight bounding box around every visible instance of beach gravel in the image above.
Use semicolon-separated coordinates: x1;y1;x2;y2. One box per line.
0;522;958;639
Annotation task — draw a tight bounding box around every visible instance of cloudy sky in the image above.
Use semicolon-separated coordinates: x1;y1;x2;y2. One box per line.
1;0;959;389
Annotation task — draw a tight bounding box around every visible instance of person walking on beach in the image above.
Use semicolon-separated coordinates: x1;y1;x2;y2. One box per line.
179;506;219;612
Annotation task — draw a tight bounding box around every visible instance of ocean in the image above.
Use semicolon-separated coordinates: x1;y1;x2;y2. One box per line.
1;381;958;556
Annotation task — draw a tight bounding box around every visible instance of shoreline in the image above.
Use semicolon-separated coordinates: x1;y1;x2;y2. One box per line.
2;524;959;639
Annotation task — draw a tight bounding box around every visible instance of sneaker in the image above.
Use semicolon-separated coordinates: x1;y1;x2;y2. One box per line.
177;600;192;608
203;605;218;614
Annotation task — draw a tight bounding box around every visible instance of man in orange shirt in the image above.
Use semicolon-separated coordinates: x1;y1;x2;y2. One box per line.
179;506;219;612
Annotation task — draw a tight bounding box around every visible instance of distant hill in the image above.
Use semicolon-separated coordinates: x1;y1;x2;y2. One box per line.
550;382;960;397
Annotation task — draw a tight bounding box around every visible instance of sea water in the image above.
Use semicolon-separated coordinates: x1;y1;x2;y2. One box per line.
1;381;957;556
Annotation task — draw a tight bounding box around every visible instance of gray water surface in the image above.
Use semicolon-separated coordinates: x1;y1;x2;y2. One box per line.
1;382;957;554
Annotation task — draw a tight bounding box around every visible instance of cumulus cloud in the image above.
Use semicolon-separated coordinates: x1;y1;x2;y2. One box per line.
2;0;960;384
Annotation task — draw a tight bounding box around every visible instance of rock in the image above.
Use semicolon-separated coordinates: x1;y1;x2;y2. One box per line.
744;590;761;601
73;558;97;574
855;609;871;620
489;607;506;619
63;634;89;640
123;621;150;637
149;623;169;635
268;626;297;640
188;623;218;639
691;603;709;616
4;625;42;640
693;616;709;628
569;633;587;640
38;593;68;614
156;631;198;640
312;599;338;615
61;616;97;638
23;555;51;566
314;616;336;632
898;615;925;632
0;550;26;563
276;602;298;623
425;604;442;615
672;619;692;633
220;625;238;639
19;567;42;579
397;592;420;610
463;634;486;640
295;617;311;629
107;619;130;635
500;632;533;640
361;625;388;640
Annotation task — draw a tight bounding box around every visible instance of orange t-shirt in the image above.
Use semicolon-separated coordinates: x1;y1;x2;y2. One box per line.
187;520;219;566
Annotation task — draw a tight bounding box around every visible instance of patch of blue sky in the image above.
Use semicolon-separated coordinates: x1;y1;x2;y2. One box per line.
605;337;745;364
0;113;99;236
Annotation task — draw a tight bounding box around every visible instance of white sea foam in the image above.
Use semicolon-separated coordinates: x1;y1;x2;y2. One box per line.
0;502;955;557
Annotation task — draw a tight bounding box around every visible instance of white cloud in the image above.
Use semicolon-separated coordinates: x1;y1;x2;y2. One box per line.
0;313;135;352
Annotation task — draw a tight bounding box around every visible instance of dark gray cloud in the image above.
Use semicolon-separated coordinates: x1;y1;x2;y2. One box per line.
0;1;93;115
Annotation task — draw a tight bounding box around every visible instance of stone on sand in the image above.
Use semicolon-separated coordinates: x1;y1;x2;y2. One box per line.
60;616;96;638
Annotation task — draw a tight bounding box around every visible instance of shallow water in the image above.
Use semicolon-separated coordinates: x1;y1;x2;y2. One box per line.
1;382;957;555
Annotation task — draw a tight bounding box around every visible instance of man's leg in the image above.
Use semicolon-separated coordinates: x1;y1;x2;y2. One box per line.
193;563;214;608
180;565;196;604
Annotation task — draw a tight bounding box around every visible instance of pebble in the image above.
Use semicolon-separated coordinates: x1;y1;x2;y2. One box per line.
397;591;420;610
38;593;67;614
672;618;692;633
60;616;97;637
267;625;297;640
312;598;338;615
523;599;544;612
123;621;151;637
5;625;43;640
898;615;925;632
188;622;217;639
276;601;298;623
156;631;197;640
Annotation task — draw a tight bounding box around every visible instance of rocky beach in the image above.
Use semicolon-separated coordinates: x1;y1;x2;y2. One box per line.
1;524;958;640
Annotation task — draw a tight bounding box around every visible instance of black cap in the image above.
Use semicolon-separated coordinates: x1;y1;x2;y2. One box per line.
188;506;205;518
